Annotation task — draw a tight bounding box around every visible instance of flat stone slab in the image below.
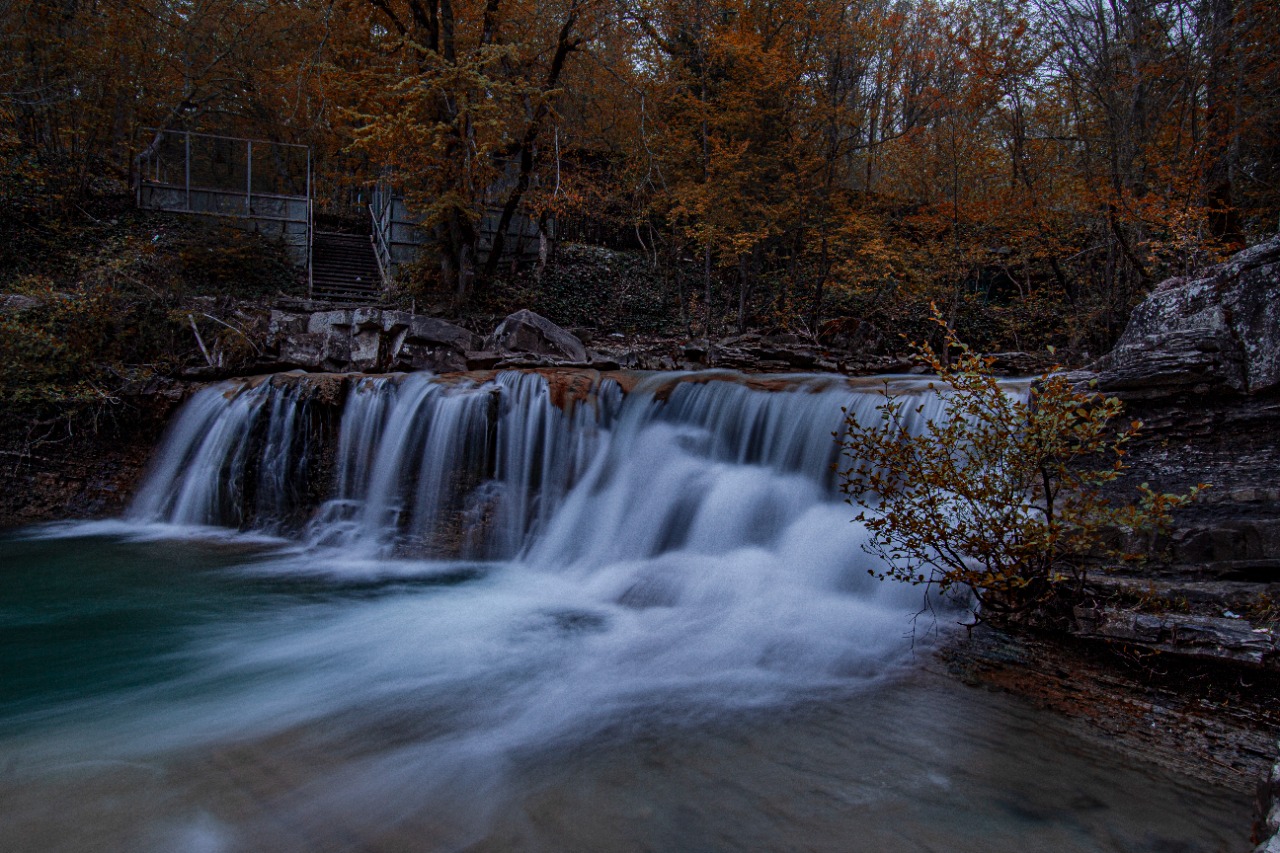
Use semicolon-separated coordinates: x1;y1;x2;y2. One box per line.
1073;606;1277;666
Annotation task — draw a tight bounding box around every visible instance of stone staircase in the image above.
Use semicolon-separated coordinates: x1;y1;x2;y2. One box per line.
311;232;383;303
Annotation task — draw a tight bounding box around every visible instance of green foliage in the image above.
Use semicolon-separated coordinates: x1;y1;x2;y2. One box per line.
0;282;163;407
838;309;1203;622
0;203;292;410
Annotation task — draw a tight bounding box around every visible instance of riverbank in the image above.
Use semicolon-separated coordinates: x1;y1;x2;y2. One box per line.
941;626;1279;830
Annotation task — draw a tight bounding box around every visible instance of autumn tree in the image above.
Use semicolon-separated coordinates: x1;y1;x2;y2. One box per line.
328;0;598;295
1;0;1277;348
0;0;331;185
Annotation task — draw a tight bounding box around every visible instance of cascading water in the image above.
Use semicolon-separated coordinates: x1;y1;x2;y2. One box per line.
297;371;623;556
131;368;947;560
112;369;953;718
129;377;311;530
1;368;1245;852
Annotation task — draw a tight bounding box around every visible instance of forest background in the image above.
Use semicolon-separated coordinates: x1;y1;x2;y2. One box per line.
2;0;1278;376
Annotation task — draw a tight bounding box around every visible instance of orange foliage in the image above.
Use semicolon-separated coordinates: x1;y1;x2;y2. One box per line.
0;0;1276;342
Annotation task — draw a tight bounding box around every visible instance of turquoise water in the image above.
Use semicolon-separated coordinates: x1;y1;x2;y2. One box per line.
0;527;1251;853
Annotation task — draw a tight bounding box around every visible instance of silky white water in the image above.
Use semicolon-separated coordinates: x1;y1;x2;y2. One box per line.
109;371;934;740
0;370;1247;852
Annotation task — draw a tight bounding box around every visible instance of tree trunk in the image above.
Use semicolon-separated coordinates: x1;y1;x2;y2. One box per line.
703;243;713;338
483;4;578;277
1204;0;1243;246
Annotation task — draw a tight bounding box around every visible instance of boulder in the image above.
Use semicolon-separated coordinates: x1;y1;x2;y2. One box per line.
277;331;330;370
465;350;503;370
1258;751;1280;853
267;310;308;337
486;309;588;363
408;314;482;354
1088;234;1280;397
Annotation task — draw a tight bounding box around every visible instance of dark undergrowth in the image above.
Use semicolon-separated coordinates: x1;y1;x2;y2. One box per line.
0;189;299;425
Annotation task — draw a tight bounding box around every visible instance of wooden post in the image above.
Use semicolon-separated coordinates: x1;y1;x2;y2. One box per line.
184;131;191;211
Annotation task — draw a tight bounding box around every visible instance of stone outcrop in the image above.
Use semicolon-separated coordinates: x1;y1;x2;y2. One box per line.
264;307;611;374
1088;234;1280;399
261;305;1044;378
265;308;481;374
1066;234;1280;676
1072;607;1277;666
576;331;931;376
1259;752;1280;852
0;293;43;313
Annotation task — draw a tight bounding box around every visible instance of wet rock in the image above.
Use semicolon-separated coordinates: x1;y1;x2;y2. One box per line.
1166;520;1280;570
682;341;711;364
1090;575;1280;616
266;308;480;373
1086;233;1280;398
1072;607;1277;666
586;351;622;371
538;369;602;410
987;351;1057;376
292;372;345;406
486;309;588;363
267;310;308;337
1257;749;1280;852
543;331;919;377
0;293;43;313
465;350;503;370
277;331;329;369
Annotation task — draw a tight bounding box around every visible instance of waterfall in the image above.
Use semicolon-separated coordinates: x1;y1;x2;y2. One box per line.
119;368;957;738
130;370;950;558
129;378;310;530
54;368;966;832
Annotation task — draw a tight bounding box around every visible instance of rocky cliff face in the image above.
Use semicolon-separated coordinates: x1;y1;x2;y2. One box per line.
921;237;1280;827
1064;236;1280;850
1067;234;1280;669
1090;236;1280;398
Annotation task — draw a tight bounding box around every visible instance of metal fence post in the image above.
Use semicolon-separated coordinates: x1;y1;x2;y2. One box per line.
184;131;192;211
246;139;253;215
305;147;312;279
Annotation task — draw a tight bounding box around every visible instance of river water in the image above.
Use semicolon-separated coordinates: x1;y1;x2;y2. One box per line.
0;371;1254;851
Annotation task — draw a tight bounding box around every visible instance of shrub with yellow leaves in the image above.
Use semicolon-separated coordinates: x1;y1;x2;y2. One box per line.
838;308;1204;624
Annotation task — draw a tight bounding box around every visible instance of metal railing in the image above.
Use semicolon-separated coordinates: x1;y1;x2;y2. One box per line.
307;197;315;298
136;129;313;270
368;177;431;287
370;179;395;288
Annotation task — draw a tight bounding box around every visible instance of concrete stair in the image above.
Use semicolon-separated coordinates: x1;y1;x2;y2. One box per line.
311;232;383;303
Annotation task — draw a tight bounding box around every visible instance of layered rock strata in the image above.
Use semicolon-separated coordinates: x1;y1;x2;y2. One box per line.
1067;234;1280;669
